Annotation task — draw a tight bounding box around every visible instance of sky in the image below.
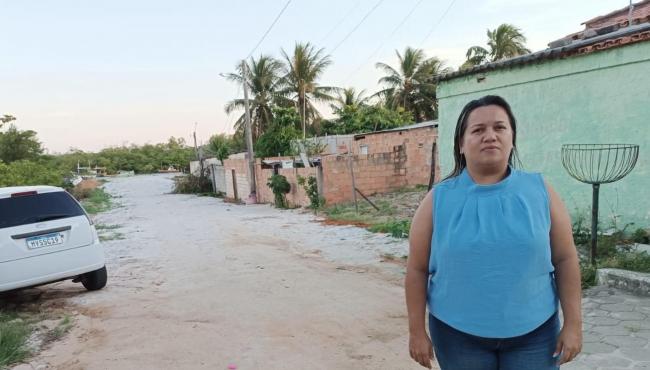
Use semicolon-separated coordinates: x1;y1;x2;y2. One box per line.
0;0;629;153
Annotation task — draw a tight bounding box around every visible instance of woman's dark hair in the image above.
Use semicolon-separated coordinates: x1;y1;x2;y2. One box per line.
442;95;522;181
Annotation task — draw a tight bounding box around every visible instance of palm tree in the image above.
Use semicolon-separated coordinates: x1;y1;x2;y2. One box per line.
279;42;338;137
463;24;531;69
224;55;288;140
330;87;368;113
375;47;449;122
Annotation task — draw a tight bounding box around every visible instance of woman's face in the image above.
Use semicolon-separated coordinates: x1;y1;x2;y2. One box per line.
460;105;514;169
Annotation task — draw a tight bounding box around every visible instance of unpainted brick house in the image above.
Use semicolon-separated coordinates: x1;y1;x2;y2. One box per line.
221;121;439;207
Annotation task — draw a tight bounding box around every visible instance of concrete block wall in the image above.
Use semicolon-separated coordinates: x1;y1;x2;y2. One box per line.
223;158;249;201
209;164;227;193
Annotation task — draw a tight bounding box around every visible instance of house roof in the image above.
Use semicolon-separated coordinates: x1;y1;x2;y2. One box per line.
583;0;650;28
353;120;437;139
437;22;650;82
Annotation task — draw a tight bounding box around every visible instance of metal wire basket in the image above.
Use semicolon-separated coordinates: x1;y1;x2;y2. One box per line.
562;144;639;184
561;144;639;265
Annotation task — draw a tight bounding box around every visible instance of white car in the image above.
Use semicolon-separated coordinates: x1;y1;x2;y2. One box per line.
0;186;107;292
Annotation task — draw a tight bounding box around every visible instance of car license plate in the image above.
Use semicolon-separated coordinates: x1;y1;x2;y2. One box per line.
26;232;65;250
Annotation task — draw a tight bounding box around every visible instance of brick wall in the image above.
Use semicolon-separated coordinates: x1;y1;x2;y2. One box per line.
256;166;317;207
223;126;439;206
318;125;439;205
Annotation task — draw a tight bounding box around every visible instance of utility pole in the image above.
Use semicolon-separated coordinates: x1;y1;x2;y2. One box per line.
302;82;306;139
193;122;204;178
241;60;257;201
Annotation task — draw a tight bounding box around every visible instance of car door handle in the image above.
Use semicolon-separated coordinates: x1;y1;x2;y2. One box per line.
11;226;72;240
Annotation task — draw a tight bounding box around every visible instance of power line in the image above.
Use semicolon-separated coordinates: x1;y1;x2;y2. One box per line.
330;0;385;55
246;0;292;59
420;0;458;47
319;1;361;45
343;0;425;83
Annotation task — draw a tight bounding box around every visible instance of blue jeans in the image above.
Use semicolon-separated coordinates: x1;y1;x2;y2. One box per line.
429;312;560;370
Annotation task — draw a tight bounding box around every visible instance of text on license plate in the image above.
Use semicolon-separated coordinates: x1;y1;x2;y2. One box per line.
26;233;65;249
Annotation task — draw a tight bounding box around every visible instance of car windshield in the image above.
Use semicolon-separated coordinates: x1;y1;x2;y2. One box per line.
0;191;85;229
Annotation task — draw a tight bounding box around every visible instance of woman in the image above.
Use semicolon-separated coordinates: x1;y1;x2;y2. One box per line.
405;95;582;369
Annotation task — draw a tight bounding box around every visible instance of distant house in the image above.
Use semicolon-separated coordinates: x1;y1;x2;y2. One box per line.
189;157;222;177
436;1;650;226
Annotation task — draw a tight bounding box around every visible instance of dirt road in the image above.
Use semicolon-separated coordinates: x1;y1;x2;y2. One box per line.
22;174;432;370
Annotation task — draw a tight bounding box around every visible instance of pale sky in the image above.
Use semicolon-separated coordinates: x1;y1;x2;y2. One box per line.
0;0;628;153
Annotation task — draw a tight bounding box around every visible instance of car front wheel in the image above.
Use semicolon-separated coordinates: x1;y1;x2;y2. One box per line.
81;266;107;291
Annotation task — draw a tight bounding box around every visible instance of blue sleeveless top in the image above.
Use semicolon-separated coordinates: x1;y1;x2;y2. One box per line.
428;167;558;338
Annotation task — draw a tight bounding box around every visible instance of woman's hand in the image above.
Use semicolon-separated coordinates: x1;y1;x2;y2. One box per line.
554;324;582;365
409;331;434;369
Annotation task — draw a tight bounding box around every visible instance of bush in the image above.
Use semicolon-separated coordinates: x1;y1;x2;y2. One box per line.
572;212;591;247
632;228;650;244
172;174;212;194
580;262;598;290
267;174;291;208
0;160;63;187
70;186;93;200
297;175;324;211
600;251;650;273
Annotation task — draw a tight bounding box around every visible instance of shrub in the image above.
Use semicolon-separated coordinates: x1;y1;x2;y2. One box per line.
0;160;63;187
631;228;650;244
172;174;212;194
297;175;324;211
267;174;291;208
580;262;598;290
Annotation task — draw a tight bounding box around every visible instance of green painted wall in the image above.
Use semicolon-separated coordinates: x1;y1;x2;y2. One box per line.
437;41;650;229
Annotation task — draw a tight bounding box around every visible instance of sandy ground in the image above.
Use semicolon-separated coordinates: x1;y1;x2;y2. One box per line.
14;174;434;370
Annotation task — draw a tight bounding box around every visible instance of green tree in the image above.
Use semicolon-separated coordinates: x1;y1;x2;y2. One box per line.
206;134;231;162
330;87;368;113
224;55;288;140
254;107;301;158
0;114;16;129
0;124;43;163
0;160;63;187
279;42;338;135
463;24;531;69
322;105;412;135
375;47;448;122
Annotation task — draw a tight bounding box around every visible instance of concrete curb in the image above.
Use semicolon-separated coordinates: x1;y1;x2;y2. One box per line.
596;268;650;297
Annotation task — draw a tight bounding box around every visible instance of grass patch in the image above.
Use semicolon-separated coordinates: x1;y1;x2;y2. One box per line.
95;223;121;230
323;201;410;238
599;251;650;273
81;187;113;214
0;311;31;368
369;220;411;238
99;231;125;242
